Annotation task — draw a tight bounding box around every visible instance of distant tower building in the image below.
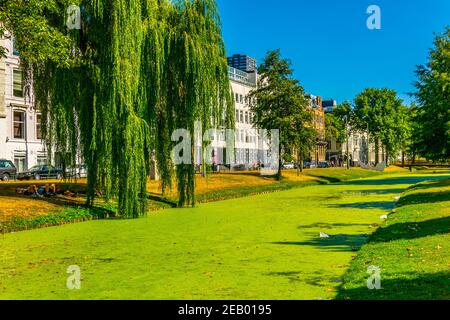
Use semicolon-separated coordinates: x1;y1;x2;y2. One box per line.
227;54;257;73
322;99;337;113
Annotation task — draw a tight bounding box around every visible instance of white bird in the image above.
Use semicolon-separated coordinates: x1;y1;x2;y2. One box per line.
394;196;401;201
320;232;330;238
380;214;388;220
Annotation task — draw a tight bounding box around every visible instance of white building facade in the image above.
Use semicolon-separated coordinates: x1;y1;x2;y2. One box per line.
229;66;267;168
194;65;271;170
0;35;47;172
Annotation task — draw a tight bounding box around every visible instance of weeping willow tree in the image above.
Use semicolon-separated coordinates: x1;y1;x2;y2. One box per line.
28;0;233;217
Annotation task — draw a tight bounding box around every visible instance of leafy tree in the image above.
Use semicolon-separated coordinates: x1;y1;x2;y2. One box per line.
353;88;404;165
407;103;425;165
0;0;72;65
396;104;414;166
249;49;310;180
333;102;353;124
291;125;317;174
325;112;346;145
415;27;450;162
2;0;233;215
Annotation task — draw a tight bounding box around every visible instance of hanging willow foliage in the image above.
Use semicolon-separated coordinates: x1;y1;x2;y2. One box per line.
30;0;233;217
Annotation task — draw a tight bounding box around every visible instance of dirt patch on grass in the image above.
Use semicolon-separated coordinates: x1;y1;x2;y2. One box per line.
0;197;62;223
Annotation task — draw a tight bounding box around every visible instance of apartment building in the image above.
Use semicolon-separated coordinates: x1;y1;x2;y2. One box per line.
199;55;269;169
322;99;337;114
306;94;327;163
0;35;47;172
229;65;264;166
227;54;257;73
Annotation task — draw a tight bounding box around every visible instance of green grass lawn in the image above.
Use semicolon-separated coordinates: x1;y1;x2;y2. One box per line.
0;172;448;299
0;168;387;233
337;178;450;300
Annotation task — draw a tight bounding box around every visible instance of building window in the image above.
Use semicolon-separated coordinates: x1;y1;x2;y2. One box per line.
13;70;24;97
245;112;249;124
14;155;26;172
37;156;47;166
240;95;243;104
13;110;25;139
36;114;42;140
239;110;243;123
235;93;239;104
12;37;19;56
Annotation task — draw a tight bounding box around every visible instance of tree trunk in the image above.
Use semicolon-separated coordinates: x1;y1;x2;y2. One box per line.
410;152;416;172
277;143;282;181
300;153;304;173
375;139;380;165
297;149;304;174
402;151;405;167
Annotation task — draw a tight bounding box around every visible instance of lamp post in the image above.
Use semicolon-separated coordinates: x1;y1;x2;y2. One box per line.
344;115;350;170
366;122;370;166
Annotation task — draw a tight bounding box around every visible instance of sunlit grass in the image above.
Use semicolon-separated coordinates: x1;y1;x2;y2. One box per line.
0;172;448;299
337;178;450;300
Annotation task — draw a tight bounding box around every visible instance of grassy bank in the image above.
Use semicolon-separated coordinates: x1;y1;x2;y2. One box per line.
337;178;450;300
149;168;390;204
2;172;436;299
0;168;389;233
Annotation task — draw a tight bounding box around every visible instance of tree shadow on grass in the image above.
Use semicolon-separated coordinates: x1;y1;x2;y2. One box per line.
368;217;450;243
405;178;450;192
336;271;450;300
345;189;405;195
264;270;333;286
270;234;370;252
345;175;450;187
327;201;395;211
305;175;341;183
298;222;371;230
396;190;450;208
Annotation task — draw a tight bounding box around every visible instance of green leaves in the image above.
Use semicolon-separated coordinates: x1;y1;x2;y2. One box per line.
0;0;75;66
7;0;231;216
249;49;313;178
414;27;450;162
353;88;406;163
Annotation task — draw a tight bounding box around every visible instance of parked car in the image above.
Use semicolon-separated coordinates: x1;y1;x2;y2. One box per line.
66;164;88;179
282;162;295;170
0;159;17;181
17;164;63;181
304;162;317;169
318;162;331;168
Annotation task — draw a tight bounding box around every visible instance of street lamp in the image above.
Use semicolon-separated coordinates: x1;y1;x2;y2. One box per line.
366;122;370;166
344;115;350;170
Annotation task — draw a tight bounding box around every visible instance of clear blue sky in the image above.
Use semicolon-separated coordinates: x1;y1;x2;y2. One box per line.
217;0;450;105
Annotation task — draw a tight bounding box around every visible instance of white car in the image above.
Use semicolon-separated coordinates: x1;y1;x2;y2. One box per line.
282;162;295;170
66;164;88;178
